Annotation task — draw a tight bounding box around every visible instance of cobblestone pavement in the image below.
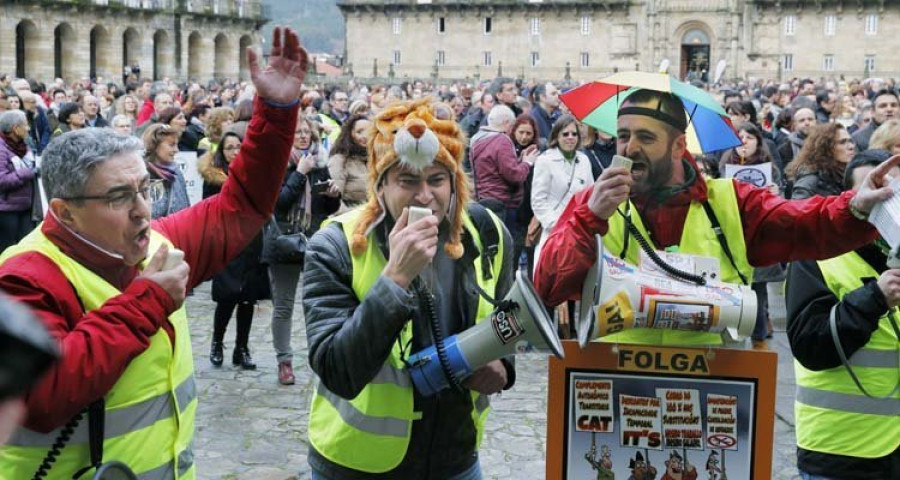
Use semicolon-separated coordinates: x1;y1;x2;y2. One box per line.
187;281;800;480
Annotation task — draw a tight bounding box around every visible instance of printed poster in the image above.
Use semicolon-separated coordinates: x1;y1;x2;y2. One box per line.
725;162;772;188
174;151;202;205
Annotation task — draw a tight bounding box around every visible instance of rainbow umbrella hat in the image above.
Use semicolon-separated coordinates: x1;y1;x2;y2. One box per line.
560;71;741;154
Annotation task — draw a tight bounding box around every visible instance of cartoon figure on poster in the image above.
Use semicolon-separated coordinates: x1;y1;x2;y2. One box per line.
705;451;725;480
585;435;616;479
627;450;657;480
661;450;697;480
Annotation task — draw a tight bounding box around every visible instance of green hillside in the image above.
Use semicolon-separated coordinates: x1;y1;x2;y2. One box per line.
261;0;344;55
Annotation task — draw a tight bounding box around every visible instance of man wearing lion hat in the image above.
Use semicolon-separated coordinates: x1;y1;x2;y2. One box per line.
302;98;517;479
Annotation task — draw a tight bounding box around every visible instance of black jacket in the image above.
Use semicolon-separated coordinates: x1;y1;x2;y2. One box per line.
179;122;205;152
199;154;270;303
786;244;899;479
303;207;516;479
274;158;340;237
789;169;844;200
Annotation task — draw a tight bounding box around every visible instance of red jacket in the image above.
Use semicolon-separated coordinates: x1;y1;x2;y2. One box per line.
534;166;878;307
470;130;531;208
136;98;154;127
0;98;297;432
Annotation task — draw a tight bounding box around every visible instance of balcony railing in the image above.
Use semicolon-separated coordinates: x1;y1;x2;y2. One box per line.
35;0;263;18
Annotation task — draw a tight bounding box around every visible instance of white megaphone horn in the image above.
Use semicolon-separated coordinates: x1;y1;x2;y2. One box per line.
577;235;757;347
406;271;564;397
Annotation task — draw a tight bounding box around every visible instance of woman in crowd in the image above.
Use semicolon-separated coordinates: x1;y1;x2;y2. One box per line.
142;124;190;219
197;106;234;157
509;114;542;273
0;111;37;252
868;119;900;155
787;123;856;200
580;125;616;180
158;106;189;138
199;131;269;370
180;103;210;152
6;94;21;111
114;94;139;129
268;115;340;384
52;103;85;137
328;114;371;212
531;115;593;268
726;100;781;166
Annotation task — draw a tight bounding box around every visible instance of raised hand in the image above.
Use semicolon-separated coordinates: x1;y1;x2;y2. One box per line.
248;27;309;105
850;154;900;216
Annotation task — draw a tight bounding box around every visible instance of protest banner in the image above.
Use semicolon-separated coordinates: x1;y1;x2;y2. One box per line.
725;162;772;188
547;342;776;479
174;151;202;205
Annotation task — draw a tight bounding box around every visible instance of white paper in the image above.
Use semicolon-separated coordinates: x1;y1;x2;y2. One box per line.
869;177;900;249
724;162;772;188
173;151;203;206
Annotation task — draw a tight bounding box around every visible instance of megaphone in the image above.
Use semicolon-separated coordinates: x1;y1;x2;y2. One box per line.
577;235;756;347
406;270;564;397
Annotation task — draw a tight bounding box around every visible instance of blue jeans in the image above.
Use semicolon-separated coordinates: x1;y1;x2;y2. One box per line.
311;460;482;480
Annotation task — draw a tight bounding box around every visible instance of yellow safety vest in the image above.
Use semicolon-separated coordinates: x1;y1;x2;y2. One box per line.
794;251;900;458
602;179;753;345
0;228;197;480
308;208;503;473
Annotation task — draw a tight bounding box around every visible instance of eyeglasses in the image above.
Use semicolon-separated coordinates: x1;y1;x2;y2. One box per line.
560;132;579;138
61;180;163;210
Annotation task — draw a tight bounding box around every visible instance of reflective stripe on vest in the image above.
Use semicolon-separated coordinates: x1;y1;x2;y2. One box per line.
602;178;752;346
0;227;197;480
309;208;504;473
792;251;900;458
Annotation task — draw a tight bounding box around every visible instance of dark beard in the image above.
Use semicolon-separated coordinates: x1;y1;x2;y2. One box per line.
629;147;674;195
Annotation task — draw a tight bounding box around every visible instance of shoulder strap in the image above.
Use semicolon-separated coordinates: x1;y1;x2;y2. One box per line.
467;202;501;281
700;201;749;285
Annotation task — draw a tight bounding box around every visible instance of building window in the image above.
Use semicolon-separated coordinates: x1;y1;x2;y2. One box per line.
581;16;591;35
865;55;876;72
530;17;541;36
437;50;445;66
580;51;590;68
824;15;836;36
484;17;492;35
483;51;492;66
530;51;539;67
865;14;878;35
823;54;834;71
782;54;793;72
784;15;796;36
393;50;401;65
437;17;446;34
392;17;402;35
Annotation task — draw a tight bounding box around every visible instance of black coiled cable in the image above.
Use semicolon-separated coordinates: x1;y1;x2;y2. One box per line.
32;410;85;480
412;279;463;392
619;209;707;286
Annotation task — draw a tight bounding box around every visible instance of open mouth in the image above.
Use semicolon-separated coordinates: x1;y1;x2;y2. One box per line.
631;161;648;173
135;226;150;245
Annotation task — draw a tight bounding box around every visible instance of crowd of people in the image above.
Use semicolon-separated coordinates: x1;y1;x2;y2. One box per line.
0;28;898;478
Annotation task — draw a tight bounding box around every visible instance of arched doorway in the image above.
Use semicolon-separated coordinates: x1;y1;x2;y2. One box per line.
16;20;39;79
680;28;710;82
123;27;141;78
188;32;202;81
153;30;171;80
54;23;77;81
214;33;230;80
90;25;111;80
239;35;253;81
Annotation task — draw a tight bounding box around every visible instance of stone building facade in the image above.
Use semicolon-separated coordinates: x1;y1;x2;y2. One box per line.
1;0;266;84
338;0;898;82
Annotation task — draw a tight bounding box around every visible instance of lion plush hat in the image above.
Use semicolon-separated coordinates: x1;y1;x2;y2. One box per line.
350;98;469;259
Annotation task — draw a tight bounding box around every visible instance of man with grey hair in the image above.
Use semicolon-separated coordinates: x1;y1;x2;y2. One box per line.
469;104;536;258
489;76;521;116
81;94;108;128
0;27;309;478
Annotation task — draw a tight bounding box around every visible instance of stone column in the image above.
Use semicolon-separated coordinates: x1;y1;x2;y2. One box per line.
71;21;91;82
0;17;18;77
32;18;55;83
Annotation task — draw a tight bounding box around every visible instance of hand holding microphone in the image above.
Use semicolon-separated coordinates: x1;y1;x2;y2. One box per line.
588;155;634;220
141;244;190;308
384;207;439;290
